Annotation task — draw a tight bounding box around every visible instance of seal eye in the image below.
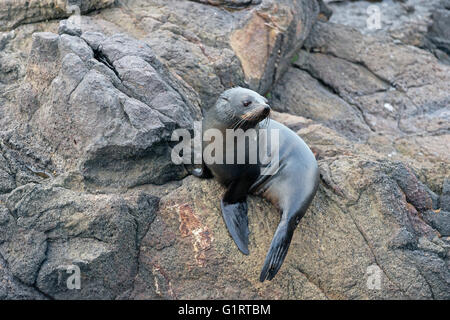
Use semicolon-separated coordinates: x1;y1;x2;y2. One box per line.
243;101;252;107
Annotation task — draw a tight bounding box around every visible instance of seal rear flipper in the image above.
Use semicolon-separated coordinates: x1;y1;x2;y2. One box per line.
259;223;294;282
220;200;250;255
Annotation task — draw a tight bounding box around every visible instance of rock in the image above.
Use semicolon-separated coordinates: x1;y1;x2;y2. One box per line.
270;60;371;140
389;228;417;250
418;236;446;257
325;0;450;64
74;0;323;106
0;0;115;31
126;156;449;299
0;252;47;299
422;210;450;237
270;111;313;132
58;20;82;37
12;30;202;190
325;0;434;39
128;175;329;299
441;178;450;211
425;1;450;64
0;228;47;285
0;152;16;194
2;0;324;188
295;21;450;193
0;21;59;108
0;179;160;299
190;0;262;7
0;140;54;195
0;207;9;226
420;178;450;236
0;0;449;300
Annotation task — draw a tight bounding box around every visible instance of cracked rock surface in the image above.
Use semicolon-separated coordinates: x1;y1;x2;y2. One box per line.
325;0;450;64
0;0;449;299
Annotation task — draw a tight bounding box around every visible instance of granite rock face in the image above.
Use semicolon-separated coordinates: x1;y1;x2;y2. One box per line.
1;177;161;299
272;20;449;192
0;0;449;299
81;0;322;107
10;30;201;190
0;0;115;32
325;0;450;64
127;159;449;299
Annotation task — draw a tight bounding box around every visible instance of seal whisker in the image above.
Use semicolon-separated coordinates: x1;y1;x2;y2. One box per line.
230;116;243;129
263;113;270;128
233;118;245;130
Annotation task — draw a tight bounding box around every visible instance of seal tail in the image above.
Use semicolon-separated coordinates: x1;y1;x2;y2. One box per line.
221;200;250;255
259;223;294;282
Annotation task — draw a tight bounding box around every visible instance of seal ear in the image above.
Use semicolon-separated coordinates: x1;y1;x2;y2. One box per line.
219;94;229;102
214;94;230;115
219;87;234;101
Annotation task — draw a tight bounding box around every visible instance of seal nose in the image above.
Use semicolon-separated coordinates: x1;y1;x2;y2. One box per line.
263;104;271;116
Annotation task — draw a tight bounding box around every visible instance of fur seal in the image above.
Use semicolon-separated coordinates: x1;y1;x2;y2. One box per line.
193;87;319;282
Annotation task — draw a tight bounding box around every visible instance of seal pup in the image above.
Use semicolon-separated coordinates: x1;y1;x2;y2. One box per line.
193;87;319;282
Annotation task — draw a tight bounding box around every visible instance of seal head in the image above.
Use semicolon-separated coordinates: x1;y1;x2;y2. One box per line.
211;87;271;130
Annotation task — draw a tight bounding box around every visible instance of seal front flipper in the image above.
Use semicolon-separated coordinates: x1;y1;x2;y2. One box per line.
220;199;250;255
259;222;294;282
220;167;259;255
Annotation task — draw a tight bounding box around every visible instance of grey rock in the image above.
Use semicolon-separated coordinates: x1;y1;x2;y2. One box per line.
58;19;82;37
418;236;446;257
441;178;450;211
80;32;106;51
389;228;417;250
423;210;450;237
190;0;262;7
0;0;448;300
0;153;15;194
299;21;449;192
0;207;9;226
16;31;201;190
270;57;372;140
0;253;47;299
325;0;450;64
106;0;322;107
0;226;47;286
0;0;115;31
425;5;450;64
126;159;449;299
0;140;52;194
403;249;450;299
1;180;159;299
0;53;21;85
